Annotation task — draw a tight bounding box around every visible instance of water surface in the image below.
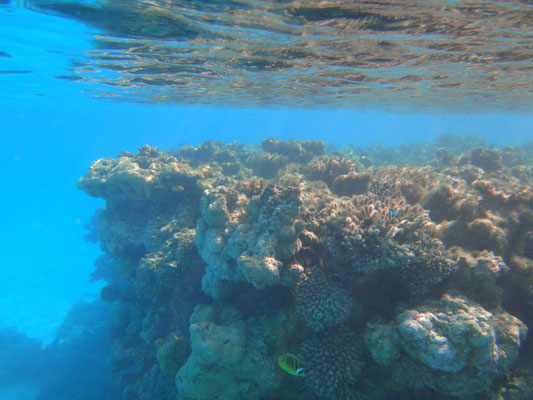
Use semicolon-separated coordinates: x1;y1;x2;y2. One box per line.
7;0;533;110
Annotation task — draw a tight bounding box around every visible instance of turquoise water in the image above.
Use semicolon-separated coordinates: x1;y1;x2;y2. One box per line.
1;1;533;399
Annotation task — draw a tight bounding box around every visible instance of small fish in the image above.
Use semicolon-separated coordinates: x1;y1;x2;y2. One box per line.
387;209;397;217
278;353;305;377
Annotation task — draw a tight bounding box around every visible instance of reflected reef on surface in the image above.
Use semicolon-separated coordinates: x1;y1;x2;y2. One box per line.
17;0;533;110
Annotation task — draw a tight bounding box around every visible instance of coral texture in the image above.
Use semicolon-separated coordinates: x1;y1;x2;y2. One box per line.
366;294;527;398
78;138;533;400
176;304;282;400
301;188;456;296
295;267;352;332
195;184;303;298
298;328;365;400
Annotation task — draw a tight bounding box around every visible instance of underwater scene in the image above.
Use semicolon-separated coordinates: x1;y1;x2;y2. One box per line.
2;1;533;400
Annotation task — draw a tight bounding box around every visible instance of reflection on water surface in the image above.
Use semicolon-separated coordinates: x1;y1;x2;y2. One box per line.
20;0;533;109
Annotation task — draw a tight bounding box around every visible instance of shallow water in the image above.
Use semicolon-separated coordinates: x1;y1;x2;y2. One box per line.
1;1;533;400
0;382;40;400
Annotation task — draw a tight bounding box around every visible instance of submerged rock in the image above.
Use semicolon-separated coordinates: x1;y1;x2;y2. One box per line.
195;184;303;299
176;304;282;400
366;294;527;398
470;147;504;172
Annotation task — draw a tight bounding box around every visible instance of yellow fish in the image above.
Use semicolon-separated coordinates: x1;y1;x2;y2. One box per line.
278;353;305;377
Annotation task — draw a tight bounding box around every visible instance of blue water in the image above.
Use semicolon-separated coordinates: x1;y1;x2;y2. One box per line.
2;95;531;342
1;1;533;399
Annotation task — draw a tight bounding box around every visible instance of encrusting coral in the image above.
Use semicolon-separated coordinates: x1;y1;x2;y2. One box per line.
176;303;290;400
195;184;304;299
365;294;528;398
78;137;533;400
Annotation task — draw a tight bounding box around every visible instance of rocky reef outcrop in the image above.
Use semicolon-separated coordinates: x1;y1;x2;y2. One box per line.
195;184;303;299
176;303;289;400
366;294;527;397
79;137;533;400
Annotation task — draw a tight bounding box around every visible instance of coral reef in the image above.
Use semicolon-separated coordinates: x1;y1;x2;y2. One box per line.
155;333;190;376
195;184;303;299
331;171;371;196
77;137;533;400
79;145;211;203
298;328;365;400
366;294;527;398
305;155;357;187
489;367;533;400
301;188;456;297
295;267;353;332
79;145;212;399
470;147;504;172
261;137;325;163
176;304;283;400
246;152;288;179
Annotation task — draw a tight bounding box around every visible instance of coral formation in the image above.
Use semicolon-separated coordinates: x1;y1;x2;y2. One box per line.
366;294;527;398
331;171;371;196
246;152;288;178
298;328;365;400
300;188;456;297
295;267;352;332
470;147;504;172
78;137;533;400
305;155;357;187
261;137;325;163
176;304;284;400
195;184;303;299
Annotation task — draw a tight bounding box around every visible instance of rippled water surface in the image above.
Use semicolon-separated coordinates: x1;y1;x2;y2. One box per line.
10;0;533;110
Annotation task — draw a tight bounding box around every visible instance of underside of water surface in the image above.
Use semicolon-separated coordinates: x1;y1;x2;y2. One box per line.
10;0;533;110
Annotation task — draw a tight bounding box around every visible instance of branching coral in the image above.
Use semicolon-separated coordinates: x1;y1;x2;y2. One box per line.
302;190;456;295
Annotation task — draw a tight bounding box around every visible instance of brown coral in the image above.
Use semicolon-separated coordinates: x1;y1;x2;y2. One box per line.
246;152;288;179
261;137;325;162
331;172;371;196
305;156;357;187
